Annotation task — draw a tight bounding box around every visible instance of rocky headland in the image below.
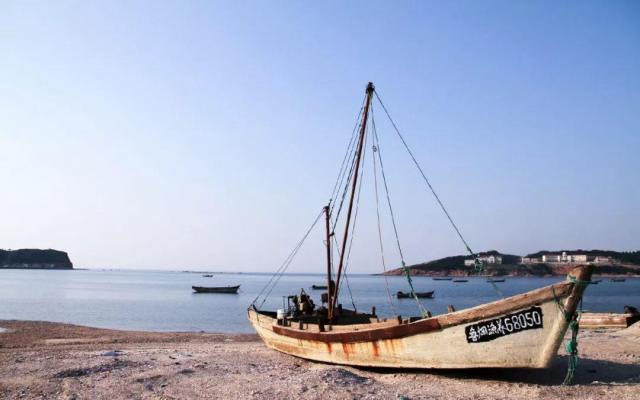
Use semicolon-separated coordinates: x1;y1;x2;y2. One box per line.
0;249;73;270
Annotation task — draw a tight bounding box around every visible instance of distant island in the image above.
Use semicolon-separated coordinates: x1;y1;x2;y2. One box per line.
382;249;640;277
0;249;73;270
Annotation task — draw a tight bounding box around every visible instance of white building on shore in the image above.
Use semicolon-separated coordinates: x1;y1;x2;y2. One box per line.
538;252;593;264
464;254;502;266
522;252;618;265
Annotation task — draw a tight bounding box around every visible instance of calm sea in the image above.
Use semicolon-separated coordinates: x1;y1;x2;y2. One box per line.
0;269;638;333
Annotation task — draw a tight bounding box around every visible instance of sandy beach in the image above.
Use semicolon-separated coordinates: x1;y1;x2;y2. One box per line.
0;320;638;399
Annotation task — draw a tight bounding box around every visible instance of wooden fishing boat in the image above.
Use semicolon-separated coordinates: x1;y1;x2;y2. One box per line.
249;83;594;370
396;290;434;299
249;265;592;368
192;285;239;294
311;285;328;290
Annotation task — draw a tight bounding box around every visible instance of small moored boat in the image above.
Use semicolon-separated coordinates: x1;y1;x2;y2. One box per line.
432;277;452;281
311;285;328;290
453;279;468;283
202;274;214;278
486;278;505;283
610;278;626;282
396;290;434;299
192;285;240;294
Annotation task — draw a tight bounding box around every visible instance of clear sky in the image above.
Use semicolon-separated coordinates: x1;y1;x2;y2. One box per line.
1;1;638;272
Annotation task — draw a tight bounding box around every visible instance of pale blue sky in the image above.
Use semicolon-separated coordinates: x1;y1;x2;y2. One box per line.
1;1;638;271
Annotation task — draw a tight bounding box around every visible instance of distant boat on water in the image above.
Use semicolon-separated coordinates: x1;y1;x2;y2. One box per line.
202;274;214;278
453;279;468;283
311;285;328;290
396;290;434;299
610;278;626;282
486;278;505;283
192;285;240;294
432;277;452;281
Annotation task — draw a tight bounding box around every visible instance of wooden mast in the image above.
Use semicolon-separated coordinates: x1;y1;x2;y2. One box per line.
329;82;374;320
323;204;333;311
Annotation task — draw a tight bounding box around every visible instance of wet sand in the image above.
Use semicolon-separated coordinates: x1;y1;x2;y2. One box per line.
1;320;638;399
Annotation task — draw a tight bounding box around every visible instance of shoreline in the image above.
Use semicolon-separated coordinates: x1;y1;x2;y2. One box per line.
3;268;638;278
1;320;638;399
379;271;640;278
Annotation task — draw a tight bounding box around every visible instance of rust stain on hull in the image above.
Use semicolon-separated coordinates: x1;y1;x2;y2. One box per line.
325;342;333;353
341;343;352;359
371;341;380;357
382;338;399;355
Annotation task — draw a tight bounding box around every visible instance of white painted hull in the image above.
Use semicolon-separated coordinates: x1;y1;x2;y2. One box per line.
248;266;593;369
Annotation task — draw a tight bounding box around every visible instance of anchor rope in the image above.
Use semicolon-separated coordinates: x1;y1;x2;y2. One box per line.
551;277;592;385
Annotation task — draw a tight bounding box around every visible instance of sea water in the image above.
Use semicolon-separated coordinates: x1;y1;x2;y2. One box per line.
0;269;638;333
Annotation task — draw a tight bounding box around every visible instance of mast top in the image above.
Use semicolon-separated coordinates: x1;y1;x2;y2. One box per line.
366;82;375;94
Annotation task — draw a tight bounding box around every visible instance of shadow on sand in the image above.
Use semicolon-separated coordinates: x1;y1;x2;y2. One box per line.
358;355;640;386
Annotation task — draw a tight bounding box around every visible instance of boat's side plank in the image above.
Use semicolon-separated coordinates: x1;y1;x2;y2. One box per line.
272;318;442;343
580;313;640;329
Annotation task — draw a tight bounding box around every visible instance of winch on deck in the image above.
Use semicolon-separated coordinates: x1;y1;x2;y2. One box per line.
275;288;377;328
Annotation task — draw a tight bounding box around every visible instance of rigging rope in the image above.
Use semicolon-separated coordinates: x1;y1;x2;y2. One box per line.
255;92;367;313
374;91;474;257
370;105;429;317
342;262;358;312
338;122;372;312
373;90;505;299
371;123;397;314
331;95;367;226
331;235;358;311
330;97;365;216
252;208;324;309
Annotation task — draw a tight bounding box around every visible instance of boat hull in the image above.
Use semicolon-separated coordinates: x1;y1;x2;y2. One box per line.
248;266;592;369
397;291;434;299
192;285;240;293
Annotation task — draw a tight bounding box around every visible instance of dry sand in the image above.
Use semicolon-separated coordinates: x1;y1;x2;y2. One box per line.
1;320;638;399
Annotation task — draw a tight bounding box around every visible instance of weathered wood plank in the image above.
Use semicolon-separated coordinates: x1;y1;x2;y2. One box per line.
580;313;640;329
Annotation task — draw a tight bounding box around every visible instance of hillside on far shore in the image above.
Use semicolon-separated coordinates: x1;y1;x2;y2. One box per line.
381;250;640;277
